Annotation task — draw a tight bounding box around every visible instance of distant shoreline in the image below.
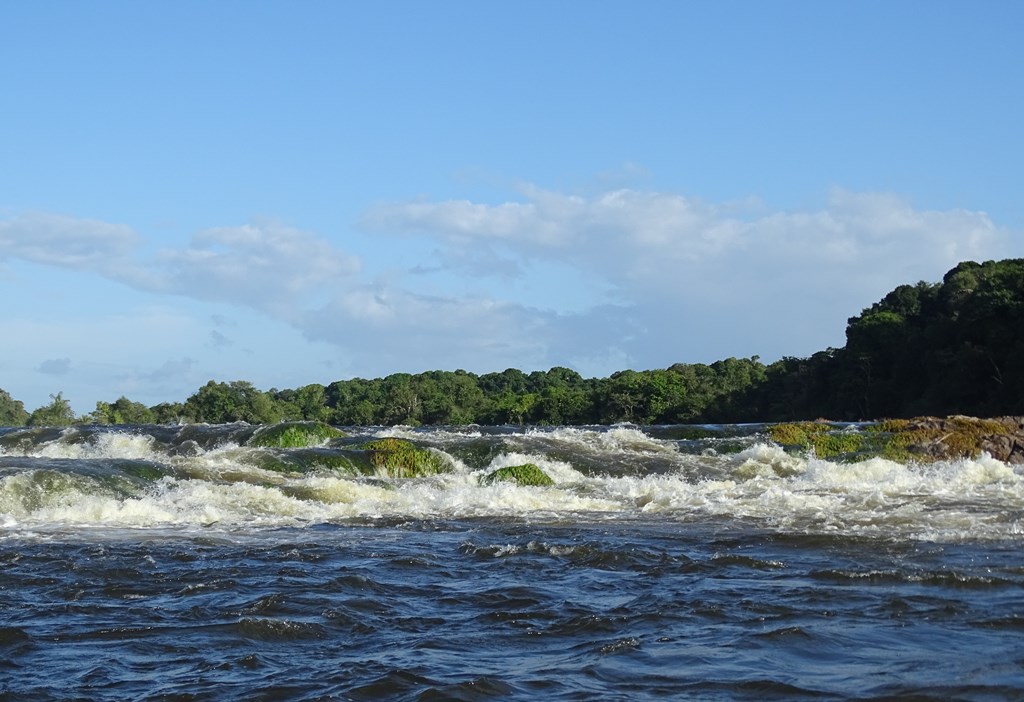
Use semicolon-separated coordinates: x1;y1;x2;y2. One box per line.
4;258;1023;427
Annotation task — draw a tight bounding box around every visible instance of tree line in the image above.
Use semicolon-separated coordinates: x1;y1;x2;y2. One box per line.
3;258;1022;427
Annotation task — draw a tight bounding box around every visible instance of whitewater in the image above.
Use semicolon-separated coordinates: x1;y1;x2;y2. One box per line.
2;423;1023;699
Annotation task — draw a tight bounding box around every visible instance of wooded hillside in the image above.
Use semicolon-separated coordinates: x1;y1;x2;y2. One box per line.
5;258;1022;425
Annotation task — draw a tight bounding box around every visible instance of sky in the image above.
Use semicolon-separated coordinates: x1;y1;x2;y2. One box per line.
1;1;1022;414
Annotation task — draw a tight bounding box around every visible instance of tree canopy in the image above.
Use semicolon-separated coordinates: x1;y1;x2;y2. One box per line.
4;259;1023;426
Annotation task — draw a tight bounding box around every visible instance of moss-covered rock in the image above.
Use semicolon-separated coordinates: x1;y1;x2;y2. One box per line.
767;422;863;458
768;416;1024;464
248;421;346;449
868;416;1023;463
359;437;450;478
481;463;555;487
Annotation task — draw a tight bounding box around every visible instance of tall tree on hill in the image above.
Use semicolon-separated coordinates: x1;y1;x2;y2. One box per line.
828;259;1024;418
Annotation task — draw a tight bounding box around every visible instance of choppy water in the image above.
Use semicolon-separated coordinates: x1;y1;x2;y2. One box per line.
2;423;1024;700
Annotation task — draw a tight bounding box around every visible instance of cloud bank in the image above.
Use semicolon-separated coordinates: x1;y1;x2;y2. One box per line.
0;185;1011;383
363;187;1001;293
147;222;361;315
0;212;138;275
360;186;1008;370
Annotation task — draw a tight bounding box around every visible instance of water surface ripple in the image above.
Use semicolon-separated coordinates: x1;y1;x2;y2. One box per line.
1;423;1023;699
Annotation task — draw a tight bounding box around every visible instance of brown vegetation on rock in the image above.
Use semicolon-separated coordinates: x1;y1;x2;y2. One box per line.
887;416;1024;464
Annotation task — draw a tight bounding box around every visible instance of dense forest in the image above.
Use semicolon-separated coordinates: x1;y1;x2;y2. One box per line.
3;258;1022;427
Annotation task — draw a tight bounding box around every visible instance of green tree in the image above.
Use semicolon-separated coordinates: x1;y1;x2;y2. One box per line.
418;370;487;424
536;384;592;424
325;378;383;425
28;392;77;426
150;402;186;424
292;383;329;421
528;367;593;424
183;380;281;424
666;363;718;420
478;368;529;396
379;373;422;425
0;389;29;426
595;369;691;424
752;258;1024;420
490;391;539;425
598;370;649;423
90;396;156;424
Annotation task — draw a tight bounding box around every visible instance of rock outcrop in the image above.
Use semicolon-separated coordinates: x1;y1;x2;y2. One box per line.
883;416;1024;464
359;437;450;478
248;421;346;448
481;463;555;487
768;416;1024;464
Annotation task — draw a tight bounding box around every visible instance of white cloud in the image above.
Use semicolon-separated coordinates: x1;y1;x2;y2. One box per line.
301;285;552;377
0;213;363;316
365;187;1006;284
139;358;196;383
0;212;138;275
0;185;1014;397
148;221;361;314
361;184;1012;367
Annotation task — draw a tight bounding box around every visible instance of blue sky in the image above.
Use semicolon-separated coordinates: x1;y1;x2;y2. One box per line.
1;1;1022;414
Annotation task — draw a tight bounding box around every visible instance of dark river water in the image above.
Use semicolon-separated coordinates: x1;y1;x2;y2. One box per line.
2;423;1023;700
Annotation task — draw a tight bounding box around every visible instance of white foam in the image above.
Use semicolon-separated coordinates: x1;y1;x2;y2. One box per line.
374;425;485;442
2;428;1023;542
0;430;162;461
523;425;680;457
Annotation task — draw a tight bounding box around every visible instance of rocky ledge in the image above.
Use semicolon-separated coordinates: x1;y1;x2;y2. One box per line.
768;416;1024;464
885;416;1024;464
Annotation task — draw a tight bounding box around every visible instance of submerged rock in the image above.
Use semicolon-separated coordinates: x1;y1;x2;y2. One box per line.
168;439;202;457
481;463;555;487
359;437;450;478
446;437;512;470
248;421;346;449
273;448;364;475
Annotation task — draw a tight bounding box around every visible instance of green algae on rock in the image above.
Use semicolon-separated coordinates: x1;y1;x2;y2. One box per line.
481;463;555;487
766;422;864;459
248;421;346;449
359;437;451;478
